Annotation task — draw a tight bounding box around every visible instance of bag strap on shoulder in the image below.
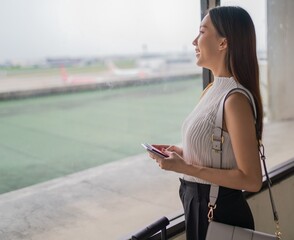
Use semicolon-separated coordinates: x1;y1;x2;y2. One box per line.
208;88;281;239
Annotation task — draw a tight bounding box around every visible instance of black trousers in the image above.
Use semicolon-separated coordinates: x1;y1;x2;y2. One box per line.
179;178;254;240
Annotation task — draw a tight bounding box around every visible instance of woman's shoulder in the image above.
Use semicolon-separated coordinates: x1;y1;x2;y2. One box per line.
225;91;251;109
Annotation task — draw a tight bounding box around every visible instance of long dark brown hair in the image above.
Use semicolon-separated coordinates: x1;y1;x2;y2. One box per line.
209;6;263;139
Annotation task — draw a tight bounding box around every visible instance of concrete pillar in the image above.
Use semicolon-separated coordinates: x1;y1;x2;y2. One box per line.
267;0;294;121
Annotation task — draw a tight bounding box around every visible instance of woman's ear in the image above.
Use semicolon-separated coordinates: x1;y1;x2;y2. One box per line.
219;38;227;50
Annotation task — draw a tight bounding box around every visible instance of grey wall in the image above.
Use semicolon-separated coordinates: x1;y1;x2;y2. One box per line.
267;0;294;121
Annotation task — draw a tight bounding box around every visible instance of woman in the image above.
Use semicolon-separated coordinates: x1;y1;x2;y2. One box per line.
149;6;263;240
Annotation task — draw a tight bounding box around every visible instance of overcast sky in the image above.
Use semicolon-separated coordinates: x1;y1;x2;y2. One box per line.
0;0;265;62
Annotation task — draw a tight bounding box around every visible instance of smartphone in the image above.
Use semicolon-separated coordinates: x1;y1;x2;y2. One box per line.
141;143;169;158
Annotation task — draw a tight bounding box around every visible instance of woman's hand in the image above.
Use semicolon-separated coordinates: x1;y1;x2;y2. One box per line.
149;148;187;174
152;144;183;157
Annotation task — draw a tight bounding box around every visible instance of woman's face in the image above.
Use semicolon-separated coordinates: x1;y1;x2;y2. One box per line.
193;14;225;70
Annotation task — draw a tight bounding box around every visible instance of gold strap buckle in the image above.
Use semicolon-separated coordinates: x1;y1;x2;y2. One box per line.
211;134;224;144
207;203;217;222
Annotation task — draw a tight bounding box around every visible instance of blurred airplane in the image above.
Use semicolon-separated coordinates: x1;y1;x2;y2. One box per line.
60;66;101;84
106;60;151;78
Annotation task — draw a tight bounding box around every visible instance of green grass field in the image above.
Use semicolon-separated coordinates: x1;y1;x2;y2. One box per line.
0;77;202;194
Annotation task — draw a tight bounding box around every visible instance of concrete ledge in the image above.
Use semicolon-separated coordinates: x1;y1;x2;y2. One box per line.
0;154;182;240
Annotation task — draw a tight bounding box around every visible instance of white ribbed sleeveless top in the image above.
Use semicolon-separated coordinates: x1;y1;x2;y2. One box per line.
181;76;251;184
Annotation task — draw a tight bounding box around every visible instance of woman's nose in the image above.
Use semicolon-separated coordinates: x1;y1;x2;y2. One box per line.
192;36;198;46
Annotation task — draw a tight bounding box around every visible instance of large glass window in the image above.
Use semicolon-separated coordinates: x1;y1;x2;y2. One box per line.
0;0;201;194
